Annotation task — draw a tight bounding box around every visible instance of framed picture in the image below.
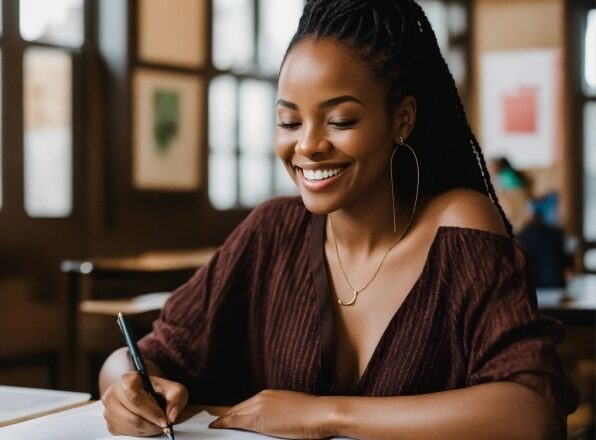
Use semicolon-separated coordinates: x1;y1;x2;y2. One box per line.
480;49;561;169
137;0;206;68
132;69;203;191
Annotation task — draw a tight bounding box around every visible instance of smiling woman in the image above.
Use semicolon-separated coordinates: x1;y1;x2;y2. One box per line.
275;40;404;217
99;1;578;439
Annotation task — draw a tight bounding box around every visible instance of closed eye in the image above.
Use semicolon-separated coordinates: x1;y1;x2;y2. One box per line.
277;122;301;131
329;119;358;130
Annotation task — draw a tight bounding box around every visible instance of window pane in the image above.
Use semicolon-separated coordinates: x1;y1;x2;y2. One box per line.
584;102;596;239
209;153;237;210
239;80;274;155
213;0;254;71
24;48;72;218
447;2;467;37
419;1;448;54
239;155;271;207
585;9;596;95
585;249;596;272
209;75;237;152
258;0;304;74
20;0;84;47
447;46;466;89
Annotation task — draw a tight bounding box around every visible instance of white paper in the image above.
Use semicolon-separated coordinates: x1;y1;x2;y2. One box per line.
0;386;91;425
0;401;352;440
0;401;107;440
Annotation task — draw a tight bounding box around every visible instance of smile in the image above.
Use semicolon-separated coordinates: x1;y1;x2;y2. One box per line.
300;167;346;181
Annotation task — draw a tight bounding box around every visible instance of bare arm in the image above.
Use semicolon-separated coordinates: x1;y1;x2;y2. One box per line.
212;382;561;440
329;382;560;440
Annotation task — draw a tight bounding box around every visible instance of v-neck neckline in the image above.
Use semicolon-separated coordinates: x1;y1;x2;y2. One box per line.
309;214;444;394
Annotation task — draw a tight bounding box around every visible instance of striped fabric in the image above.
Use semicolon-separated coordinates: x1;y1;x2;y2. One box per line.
139;197;578;428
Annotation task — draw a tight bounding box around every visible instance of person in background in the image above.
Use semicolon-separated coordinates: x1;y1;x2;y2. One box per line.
492;159;570;288
518;194;569;288
99;1;578;439
494;157;532;192
490;157;533;232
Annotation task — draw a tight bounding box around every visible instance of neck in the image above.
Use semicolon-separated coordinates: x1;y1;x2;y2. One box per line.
327;186;415;256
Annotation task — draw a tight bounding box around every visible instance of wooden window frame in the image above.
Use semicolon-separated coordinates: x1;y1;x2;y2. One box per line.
0;0;93;221
565;0;596;272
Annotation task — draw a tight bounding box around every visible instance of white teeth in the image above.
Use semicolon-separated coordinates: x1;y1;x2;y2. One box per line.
302;167;344;181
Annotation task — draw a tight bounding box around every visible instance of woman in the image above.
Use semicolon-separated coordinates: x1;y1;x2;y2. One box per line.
100;1;578;438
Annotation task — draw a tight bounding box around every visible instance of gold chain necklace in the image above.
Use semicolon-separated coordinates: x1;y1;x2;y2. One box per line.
329;218;408;306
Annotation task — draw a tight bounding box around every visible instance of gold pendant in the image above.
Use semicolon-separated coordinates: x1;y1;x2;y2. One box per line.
338;290;359;306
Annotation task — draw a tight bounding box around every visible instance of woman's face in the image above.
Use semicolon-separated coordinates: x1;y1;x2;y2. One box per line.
276;38;410;215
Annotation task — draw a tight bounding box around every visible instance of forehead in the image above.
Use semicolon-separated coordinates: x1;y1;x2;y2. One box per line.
278;38;384;103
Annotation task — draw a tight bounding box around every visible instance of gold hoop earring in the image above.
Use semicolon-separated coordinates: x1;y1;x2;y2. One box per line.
331;137;421;307
390;137;420;234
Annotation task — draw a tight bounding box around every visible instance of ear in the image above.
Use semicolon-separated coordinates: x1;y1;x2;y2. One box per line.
392;96;416;143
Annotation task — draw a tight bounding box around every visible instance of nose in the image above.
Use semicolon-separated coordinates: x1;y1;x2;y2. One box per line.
295;126;332;158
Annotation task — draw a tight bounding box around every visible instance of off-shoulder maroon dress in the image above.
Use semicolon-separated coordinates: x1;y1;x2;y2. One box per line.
139;197;578;432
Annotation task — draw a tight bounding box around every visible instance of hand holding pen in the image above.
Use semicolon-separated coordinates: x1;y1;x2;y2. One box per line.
115;313;177;440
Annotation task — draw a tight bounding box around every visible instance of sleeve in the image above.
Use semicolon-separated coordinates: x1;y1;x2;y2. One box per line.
455;231;579;432
137;202;273;404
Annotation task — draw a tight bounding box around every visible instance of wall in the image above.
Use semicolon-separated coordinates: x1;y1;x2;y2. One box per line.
0;1;248;388
471;0;573;230
92;0;246;259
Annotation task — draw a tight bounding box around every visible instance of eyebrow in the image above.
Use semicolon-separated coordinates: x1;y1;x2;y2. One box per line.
276;95;365;110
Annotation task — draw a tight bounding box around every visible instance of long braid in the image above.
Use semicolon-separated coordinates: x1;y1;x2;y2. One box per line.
412;4;514;236
284;0;514;236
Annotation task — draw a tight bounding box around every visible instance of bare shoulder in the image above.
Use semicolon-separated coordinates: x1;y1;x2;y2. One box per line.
423;188;508;236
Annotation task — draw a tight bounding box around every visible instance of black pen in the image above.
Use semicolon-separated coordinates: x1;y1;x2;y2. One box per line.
117;312;175;440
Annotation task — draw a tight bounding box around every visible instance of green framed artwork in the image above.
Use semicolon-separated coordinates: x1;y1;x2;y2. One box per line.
132;69;203;191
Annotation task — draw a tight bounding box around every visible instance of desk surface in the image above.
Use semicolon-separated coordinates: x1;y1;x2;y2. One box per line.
62;248;217;274
537;274;596;325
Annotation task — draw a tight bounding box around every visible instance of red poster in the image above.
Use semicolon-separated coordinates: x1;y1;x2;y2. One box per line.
502;86;538;134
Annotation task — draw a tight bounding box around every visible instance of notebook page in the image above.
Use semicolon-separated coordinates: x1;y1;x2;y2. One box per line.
102;411;353;440
0;401;108;440
0;386;91;426
0;401;353;440
97;412;269;440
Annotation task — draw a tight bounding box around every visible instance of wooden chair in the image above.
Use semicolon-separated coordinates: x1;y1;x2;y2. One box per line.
61;248;215;396
0;278;64;389
541;273;596;439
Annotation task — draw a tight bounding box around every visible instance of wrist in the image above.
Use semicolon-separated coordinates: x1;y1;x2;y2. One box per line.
317;396;352;438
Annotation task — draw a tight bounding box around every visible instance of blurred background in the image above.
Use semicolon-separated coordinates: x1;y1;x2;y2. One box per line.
0;0;594;437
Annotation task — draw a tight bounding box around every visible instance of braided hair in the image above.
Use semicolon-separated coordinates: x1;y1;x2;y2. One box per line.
282;0;514;236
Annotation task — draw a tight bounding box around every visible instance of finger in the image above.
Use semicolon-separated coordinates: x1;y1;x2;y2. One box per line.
210;412;247;430
224;391;266;414
105;402;161;436
210;404;260;430
116;373;169;428
104;399;163;437
153;378;189;422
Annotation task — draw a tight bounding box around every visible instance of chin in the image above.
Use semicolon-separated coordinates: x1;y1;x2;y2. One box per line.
299;191;342;215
